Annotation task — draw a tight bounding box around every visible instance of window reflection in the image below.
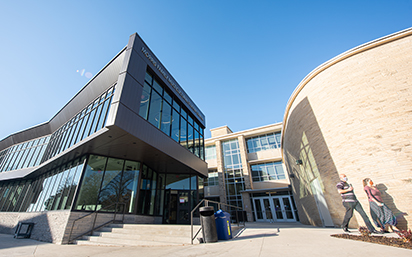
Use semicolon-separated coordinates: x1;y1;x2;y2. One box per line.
97;158;124;211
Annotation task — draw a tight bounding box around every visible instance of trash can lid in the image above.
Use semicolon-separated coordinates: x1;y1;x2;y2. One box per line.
199;206;214;212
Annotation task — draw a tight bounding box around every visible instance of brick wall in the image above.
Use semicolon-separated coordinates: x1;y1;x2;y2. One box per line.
0;211;71;244
0;211;164;244
283;29;412;230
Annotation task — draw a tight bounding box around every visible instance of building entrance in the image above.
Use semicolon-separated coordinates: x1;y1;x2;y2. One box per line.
253;196;296;222
163;189;191;224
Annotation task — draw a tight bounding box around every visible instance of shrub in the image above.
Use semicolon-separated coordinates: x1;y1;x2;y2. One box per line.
396;229;412;243
358;226;371;237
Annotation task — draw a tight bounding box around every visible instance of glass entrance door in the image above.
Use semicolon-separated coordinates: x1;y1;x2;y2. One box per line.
163;189;191;224
254;198;273;222
279;196;295;221
253;196;296;222
176;190;190;224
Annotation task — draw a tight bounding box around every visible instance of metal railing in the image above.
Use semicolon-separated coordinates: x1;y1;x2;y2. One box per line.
68;202;126;244
190;199;246;244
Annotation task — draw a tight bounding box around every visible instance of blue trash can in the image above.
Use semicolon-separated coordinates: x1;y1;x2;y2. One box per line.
214;209;232;240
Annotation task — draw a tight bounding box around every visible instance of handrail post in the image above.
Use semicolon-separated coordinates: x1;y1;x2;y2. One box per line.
191;210;194;244
114;203;118;222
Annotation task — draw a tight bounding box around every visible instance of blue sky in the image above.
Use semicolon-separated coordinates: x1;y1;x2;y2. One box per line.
0;0;411;139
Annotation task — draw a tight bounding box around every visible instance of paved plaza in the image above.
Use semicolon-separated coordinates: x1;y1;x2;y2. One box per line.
0;222;410;257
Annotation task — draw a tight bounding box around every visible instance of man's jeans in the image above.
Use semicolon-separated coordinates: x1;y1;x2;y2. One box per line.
342;201;375;231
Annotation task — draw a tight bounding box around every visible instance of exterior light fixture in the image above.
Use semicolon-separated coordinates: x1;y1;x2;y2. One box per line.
296;160;303;165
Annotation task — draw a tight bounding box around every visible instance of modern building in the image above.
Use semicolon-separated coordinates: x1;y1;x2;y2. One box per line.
203;124;298;223
282;28;412;230
0;33;207;243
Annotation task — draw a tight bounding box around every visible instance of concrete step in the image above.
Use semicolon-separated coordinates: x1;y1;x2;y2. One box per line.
74;224;202;246
76;235;188;246
100;224;201;237
90;231;193;244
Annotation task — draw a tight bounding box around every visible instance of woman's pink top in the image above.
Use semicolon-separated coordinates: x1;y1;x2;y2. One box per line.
364;186;383;202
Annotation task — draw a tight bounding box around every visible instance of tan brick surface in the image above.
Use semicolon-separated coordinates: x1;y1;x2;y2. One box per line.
283;30;412;230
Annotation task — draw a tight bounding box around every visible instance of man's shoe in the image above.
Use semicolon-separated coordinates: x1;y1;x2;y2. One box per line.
343;227;351;233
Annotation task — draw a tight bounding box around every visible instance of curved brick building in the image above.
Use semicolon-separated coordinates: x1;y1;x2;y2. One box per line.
282;28;412;230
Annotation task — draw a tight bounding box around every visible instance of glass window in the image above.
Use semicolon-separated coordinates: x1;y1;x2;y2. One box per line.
164;90;172;104
32;174;56;212
76;114;89;143
83;108;96;138
171;109;180;142
155;174;165;216
145;71;153;84
26;179;44;212
187;123;194;153
97;158;124;211
181;108;187;120
246;132;281;153
139;82;152;119
42;171;65;211
180;117;187;148
188;116;193;126
90;103;104;135
148;91;162;128
121;161;140;213
96;98;111;131
153;79;163;95
65;122;79;150
194;130;200;157
64;158;84;209
150;170;157;215
165;174;190;190
51;165;75;210
160;101;172;136
173;99;180;112
205;171;219;186
137;165;152;215
0;184;13;210
13;182;30;212
5;183;22;211
75;155;107;211
250;162;285;181
205;145;216;160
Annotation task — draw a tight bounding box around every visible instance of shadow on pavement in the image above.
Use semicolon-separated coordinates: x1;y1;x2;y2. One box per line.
0;234;47;250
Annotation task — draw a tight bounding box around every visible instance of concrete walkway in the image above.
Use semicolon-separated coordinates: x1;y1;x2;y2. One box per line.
0;222;410;257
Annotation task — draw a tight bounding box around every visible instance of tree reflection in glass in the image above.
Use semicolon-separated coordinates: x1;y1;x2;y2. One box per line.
97;158;124;211
75;155;107;211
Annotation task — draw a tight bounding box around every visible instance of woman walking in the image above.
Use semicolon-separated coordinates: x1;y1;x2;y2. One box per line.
363;178;399;233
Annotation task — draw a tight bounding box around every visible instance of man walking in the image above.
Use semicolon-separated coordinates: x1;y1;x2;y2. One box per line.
336;174;380;233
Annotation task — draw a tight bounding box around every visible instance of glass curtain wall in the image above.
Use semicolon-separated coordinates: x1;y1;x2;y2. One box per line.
0;136;50;172
0;157;85;212
74;155;166;216
139;70;205;160
42;85;115;162
0;152;200;224
222;139;245;212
